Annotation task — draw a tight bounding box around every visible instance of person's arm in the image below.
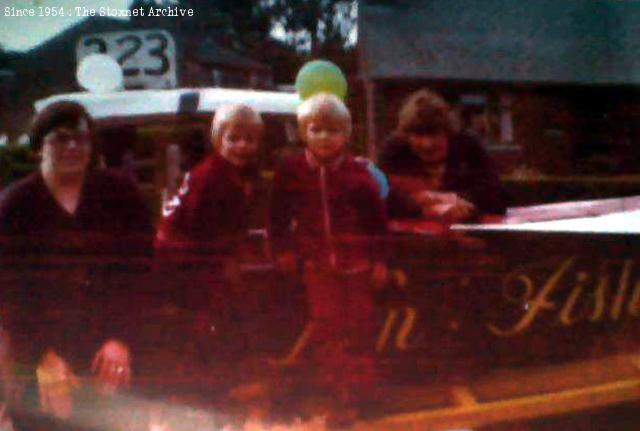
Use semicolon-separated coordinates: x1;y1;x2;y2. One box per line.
456;139;509;215
158;169;223;247
355;172;388;237
379;137;428;218
386;175;431;218
355;174;390;288
93;173;151;391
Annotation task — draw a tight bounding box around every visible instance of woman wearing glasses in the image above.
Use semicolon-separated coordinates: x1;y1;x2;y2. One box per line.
0;101;152;254
0;101;152;428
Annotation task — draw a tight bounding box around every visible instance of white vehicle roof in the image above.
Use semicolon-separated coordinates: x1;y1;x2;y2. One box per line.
34;88;301;121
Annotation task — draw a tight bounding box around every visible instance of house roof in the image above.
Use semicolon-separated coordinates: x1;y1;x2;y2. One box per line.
359;0;640;85
193;39;270;71
15;17;133;94
26;16;133;57
18;16;270;87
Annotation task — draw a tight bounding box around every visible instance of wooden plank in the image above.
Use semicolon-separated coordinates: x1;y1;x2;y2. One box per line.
351;354;640;431
353;378;640;431
451;386;478;408
472;355;640;402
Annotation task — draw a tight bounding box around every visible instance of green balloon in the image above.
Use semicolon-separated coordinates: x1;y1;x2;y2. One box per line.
295;60;348;100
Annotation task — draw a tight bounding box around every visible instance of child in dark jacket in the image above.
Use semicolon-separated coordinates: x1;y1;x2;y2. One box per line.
269;93;388;416
156;104;264;362
158;104;263;247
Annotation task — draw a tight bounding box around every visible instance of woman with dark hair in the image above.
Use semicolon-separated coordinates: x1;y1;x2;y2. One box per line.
379;89;508;222
0;101;152;253
0;101;153;426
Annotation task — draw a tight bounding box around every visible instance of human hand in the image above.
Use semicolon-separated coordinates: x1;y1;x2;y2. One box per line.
440;193;475;222
411;190;441;206
371;262;390;290
276;252;297;274
420;192;476;222
91;339;131;395
37;350;78;419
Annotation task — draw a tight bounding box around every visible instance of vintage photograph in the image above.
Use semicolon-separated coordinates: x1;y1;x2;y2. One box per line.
0;1;639;430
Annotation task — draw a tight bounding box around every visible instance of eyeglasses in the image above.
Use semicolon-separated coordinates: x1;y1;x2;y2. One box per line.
44;129;92;147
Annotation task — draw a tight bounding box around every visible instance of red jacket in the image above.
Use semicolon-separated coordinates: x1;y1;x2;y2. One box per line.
157;154;259;253
269;151;387;269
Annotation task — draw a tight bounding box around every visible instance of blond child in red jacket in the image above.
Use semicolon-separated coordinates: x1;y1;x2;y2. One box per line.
269;93;388;417
156;104;264;362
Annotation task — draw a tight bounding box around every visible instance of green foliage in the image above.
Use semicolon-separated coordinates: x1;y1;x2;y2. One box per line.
130;0;356;53
263;0;357;54
127;0;357;83
130;0;270;49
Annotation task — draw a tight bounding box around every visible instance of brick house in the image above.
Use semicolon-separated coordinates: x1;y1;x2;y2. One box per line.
358;0;640;197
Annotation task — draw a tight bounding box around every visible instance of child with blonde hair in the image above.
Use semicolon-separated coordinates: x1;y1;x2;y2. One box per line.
157;104;264;362
159;104;264;244
269;93;388;421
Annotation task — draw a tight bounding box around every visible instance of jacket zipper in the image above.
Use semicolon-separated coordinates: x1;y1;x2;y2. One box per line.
319;166;337;268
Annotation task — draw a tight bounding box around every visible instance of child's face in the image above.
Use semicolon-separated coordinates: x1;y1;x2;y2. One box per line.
303;117;348;163
218;122;261;167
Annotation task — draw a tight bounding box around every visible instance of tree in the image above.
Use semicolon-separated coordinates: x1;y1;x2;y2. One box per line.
263;0;357;55
127;0;357;83
130;0;271;50
130;0;356;55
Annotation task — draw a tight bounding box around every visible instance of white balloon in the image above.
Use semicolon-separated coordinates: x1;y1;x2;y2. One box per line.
76;54;124;93
18;134;30;147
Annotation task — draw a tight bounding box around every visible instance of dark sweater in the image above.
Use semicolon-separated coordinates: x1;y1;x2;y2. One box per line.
379;133;508;217
0;169;153;368
0;169;153;255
